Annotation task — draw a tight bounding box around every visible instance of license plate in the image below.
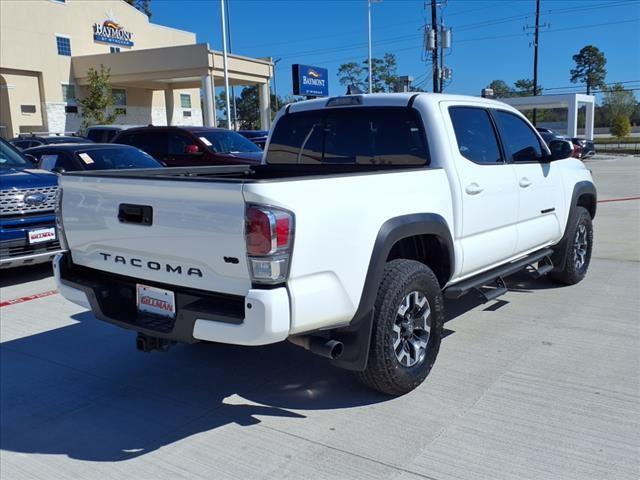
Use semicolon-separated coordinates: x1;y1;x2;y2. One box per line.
136;284;176;319
28;227;56;244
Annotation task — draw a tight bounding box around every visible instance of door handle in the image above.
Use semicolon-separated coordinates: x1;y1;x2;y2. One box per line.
519;177;532;188
465;183;484;195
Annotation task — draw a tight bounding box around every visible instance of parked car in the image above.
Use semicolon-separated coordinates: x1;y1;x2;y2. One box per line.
0;138;63;269
24;143;162;174
9;135;92;150
85;125;142;143
238;130;269;149
111;126;263;166
54;93;595;395
572;137;596;158
535;127;594;159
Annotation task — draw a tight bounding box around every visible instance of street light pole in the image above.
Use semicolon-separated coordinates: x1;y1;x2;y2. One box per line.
220;0;231;130
367;0;373;94
272;58;281;112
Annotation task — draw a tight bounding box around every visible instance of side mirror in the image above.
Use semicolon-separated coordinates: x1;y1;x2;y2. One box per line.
23;154;38;165
548;139;573;161
184;144;201;154
52;166;66;174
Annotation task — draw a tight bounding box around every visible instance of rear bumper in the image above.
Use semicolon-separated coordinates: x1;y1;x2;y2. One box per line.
53;253;290;346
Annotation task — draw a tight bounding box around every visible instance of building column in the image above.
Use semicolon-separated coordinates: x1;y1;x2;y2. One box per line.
258;81;271;130
164;88;174;126
585;99;595;140
202;74;216;127
567;95;578;138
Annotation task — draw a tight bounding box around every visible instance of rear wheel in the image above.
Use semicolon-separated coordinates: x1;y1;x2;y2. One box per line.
358;259;444;396
550;206;593;285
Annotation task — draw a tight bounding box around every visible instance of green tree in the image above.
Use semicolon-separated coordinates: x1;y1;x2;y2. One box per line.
610;114;631;139
338;53;399;93
337;62;364;91
78;65;118;130
602;83;637;122
513;78;543;96
124;0;152;18
379;53;399;92
362;53;398;92
486;80;513;98
217;86;285;129
570;45;606;95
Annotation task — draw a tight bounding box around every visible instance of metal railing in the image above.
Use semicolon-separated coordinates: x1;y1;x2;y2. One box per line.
595;141;640;155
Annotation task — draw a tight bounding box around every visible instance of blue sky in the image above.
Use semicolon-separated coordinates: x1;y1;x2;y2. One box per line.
152;0;640;100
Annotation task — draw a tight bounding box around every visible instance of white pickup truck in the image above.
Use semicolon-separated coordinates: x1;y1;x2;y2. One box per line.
54;93;596;395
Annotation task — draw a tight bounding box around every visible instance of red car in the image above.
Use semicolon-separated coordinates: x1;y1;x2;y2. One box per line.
111;126;263;166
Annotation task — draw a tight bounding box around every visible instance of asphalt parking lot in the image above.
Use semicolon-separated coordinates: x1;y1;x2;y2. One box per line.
1;155;638;480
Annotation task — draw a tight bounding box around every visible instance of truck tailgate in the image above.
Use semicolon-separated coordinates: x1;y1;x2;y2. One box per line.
59;175;251;295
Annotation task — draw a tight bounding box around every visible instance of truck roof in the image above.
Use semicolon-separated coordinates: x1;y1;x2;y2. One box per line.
287;92;519;114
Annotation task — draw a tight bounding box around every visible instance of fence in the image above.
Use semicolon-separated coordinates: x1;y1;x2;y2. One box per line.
595;141;640;155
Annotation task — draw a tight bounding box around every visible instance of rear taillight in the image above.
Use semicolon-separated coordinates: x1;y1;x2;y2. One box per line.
245;205;294;284
572;144;583;159
55;188;69;250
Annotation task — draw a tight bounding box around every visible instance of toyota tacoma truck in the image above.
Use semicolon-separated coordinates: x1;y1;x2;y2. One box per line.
53;93;596;395
0;138;62;268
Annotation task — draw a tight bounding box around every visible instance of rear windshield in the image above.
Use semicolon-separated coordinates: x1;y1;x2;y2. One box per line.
266;107;429;165
74;147;161;170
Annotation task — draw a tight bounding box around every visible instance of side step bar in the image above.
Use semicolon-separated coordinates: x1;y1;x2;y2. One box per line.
444;248;554;300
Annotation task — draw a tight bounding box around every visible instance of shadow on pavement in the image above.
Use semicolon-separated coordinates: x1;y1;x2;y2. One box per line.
0;311;389;462
0;263;53;289
0;268;560;462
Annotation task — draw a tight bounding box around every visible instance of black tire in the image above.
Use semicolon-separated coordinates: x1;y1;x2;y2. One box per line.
549;206;593;285
357;259;444;396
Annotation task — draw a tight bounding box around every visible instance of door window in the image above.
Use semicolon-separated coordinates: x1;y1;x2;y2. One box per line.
168;133;192;154
449;107;503;164
493;110;544;163
36;152;77;172
119;132;166;157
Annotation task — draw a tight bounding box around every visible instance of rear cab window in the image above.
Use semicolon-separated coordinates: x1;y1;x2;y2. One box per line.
266;107;429;166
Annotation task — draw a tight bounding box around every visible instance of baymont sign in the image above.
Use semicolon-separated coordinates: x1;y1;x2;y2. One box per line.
93;19;134;47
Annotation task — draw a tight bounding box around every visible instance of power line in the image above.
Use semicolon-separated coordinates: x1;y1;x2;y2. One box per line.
271;17;639;71
243;0;635;60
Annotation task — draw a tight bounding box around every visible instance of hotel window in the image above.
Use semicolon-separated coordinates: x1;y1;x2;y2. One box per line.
112;89;127;106
180;94;192;109
56;36;71;56
61;84;75;103
110;47;120;53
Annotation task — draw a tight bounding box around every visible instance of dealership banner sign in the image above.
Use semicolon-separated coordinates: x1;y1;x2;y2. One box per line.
292;64;329;97
93;19;134;47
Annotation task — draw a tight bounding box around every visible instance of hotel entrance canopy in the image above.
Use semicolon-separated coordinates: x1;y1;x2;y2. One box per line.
71;43;273;129
501;93;595;140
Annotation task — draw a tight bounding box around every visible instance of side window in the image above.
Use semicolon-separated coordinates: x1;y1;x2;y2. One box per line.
86;129;105;143
168;133;192;154
54;153;78;172
493;110;544;163
37;152;76;171
449;107;503;164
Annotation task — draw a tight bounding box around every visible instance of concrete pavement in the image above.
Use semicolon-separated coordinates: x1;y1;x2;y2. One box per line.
1;155;638;480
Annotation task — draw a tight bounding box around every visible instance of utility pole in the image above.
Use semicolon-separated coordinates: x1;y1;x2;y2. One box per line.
272;58;281;112
367;0;373;93
431;0;438;93
532;0;540;125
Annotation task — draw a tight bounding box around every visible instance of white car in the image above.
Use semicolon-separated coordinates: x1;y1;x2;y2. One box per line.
53;93;596;395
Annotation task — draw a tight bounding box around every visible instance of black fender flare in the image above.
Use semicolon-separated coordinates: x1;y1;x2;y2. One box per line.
551;180;597;270
331;213;454;371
